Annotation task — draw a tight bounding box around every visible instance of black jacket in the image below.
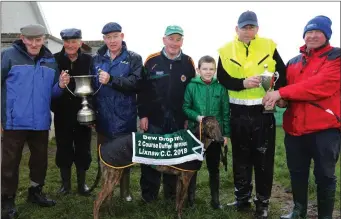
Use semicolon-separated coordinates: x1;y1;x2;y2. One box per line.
51;48;93;120
137;51;196;131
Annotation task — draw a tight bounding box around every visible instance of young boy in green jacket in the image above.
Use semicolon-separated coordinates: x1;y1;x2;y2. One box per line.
183;55;230;209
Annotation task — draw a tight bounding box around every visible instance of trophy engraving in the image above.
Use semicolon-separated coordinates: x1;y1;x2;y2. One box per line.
260;64;279;113
65;70;102;125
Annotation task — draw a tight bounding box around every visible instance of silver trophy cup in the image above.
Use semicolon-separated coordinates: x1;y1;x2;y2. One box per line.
260;64;279;113
65;74;101;125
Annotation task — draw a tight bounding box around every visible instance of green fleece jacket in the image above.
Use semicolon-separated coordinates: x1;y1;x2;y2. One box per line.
183;76;230;137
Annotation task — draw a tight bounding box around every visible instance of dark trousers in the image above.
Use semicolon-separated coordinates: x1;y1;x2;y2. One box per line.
230;104;276;204
285;128;340;201
188;141;222;194
1;130;48;195
140;124;177;202
54;115;92;170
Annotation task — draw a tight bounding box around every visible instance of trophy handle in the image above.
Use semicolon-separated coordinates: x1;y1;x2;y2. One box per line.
273;72;279;84
92;83;102;96
92;67;105;96
63;70;76;97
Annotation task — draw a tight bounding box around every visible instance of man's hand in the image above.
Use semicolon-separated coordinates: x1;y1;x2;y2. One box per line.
277;99;288;108
59;71;70;88
184;120;188;129
140;117;148;131
243;76;261;89
99;70;110;84
262;90;282;109
223;137;229;146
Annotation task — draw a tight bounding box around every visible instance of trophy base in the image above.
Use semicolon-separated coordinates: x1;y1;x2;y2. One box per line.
263;107;277;114
79;120;95;126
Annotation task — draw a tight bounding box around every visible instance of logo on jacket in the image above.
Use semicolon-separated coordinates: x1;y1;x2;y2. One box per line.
120;61;129;65
156;71;164;75
181;74;187;82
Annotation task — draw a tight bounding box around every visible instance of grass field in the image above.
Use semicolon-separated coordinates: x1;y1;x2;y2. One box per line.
13;127;340;219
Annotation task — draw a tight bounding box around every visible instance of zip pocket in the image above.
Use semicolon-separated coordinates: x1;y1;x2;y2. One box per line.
230;59;242;67
258;54;269;65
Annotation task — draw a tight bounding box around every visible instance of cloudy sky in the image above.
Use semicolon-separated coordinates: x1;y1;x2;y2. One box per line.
39;2;340;65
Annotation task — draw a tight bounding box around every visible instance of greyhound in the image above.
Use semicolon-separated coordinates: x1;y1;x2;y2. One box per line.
93;116;224;219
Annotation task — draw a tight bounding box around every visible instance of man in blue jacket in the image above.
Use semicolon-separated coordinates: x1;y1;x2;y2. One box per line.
91;22;143;202
1;24;70;219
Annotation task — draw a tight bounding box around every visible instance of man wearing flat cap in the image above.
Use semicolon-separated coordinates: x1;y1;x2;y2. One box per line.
91;22;143;202
51;28;93;196
263;15;340;219
1;24;70;218
137;25;196;204
217;11;286;218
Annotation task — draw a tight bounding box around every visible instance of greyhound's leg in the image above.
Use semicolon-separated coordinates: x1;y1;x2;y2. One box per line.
177;172;194;219
93;168;123;219
175;175;182;212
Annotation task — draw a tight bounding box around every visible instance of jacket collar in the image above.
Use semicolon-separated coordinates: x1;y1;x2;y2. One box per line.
97;41;127;57
299;42;331;57
13;39;53;60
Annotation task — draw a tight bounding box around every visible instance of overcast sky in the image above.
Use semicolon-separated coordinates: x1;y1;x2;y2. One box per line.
39;2;340;65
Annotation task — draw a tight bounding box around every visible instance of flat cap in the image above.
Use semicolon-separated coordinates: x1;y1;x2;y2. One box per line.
20;24;46;37
101;22;122;34
60;28;82;40
238;10;258;28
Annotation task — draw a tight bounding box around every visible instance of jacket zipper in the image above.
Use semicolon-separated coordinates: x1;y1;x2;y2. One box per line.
230;59;242;67
170;63;172;70
206;85;210;115
257;54;270;65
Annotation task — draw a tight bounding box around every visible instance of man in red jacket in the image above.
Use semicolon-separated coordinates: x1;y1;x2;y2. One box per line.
263;15;340;219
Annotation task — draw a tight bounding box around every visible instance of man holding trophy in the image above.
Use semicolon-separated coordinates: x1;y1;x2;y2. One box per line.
52;28;93;196
217;10;286;218
263;15;340;219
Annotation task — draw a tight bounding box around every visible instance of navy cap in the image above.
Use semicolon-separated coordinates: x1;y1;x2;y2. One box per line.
101;22;122;34
303;15;332;40
238;10;258;28
60;28;82;40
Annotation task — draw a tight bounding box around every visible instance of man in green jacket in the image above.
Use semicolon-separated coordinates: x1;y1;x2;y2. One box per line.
183;55;230;209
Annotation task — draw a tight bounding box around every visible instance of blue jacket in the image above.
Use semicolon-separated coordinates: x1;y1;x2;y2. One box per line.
91;41;143;138
1;40;63;130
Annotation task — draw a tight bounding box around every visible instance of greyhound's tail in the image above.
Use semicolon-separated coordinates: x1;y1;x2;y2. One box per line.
87;144;102;193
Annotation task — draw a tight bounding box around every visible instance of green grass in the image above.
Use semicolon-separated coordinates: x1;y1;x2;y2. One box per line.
13;128;340;219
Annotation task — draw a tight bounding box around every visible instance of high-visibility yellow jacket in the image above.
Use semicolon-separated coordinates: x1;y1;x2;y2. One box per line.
218;35;277;105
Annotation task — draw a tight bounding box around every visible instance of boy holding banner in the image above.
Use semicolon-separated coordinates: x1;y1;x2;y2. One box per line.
183;55;230;209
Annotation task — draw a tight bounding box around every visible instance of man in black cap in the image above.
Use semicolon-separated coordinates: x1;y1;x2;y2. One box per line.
217;11;286;218
51;28;93;196
91;22;143;202
1;24;70;219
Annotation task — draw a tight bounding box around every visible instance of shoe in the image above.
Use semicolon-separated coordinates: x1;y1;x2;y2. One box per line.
27;186;56;207
76;169;90;196
57;168;71;195
209;173;223;210
1;195;17;219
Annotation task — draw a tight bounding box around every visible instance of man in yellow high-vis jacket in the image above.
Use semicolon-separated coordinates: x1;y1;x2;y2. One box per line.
217;11;286;219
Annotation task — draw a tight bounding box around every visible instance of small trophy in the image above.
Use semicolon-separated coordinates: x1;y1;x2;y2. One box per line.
65;70;102;125
260;64;279;114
